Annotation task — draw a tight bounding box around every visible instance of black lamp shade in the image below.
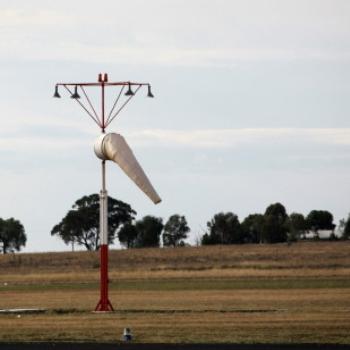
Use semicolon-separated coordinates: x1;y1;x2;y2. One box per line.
147;85;154;98
125;83;135;96
71;86;80;99
53;86;61;98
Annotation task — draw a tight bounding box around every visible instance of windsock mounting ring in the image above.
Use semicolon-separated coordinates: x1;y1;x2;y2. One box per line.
94;134;109;160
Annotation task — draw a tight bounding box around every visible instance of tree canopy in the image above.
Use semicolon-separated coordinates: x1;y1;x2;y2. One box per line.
262;203;289;243
135;215;163;248
241;214;264;243
202;212;243;245
341;214;350;240
306;210;335;233
51;194;136;250
289;212;307;239
118;223;139;248
0;218;26;254
163;214;190;247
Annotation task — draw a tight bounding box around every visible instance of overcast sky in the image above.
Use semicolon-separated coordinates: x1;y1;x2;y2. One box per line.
0;0;349;252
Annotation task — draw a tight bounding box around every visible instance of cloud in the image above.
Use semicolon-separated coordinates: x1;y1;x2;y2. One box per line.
2;41;349;67
0;127;349;153
59;46;350;66
125;128;350;148
0;136;87;152
0;8;74;27
0;3;349;67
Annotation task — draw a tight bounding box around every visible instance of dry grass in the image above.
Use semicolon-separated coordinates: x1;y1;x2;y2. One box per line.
1;267;350;286
0;310;349;344
1;288;349;312
0;241;349;343
1;241;349;272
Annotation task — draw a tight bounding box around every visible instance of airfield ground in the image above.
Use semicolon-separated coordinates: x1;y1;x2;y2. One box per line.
0;241;349;344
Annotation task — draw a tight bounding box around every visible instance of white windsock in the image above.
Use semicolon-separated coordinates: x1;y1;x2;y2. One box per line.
94;133;161;204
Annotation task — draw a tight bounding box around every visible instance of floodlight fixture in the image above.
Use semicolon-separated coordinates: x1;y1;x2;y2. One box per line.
53;85;61;98
53;73;159;312
71;86;81;99
124;83;135;96
147;85;154;98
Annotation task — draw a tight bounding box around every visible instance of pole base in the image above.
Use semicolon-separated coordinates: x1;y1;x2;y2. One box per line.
95;244;114;312
94;299;114;312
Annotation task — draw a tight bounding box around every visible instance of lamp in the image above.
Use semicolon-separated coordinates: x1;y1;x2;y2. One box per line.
147;85;154;98
71;86;81;99
53;86;61;98
125;83;134;96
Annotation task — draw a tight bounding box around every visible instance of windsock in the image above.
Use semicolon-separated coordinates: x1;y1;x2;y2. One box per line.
94;133;161;204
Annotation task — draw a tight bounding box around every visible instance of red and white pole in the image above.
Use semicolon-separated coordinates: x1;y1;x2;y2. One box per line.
95;159;113;311
95;78;114;312
55;73;154;312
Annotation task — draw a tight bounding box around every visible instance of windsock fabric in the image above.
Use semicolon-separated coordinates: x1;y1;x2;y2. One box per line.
101;133;161;204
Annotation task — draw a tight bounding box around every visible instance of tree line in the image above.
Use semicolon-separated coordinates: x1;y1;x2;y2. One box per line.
50;194;189;250
49;194;350;251
1;193;350;253
202;203;338;245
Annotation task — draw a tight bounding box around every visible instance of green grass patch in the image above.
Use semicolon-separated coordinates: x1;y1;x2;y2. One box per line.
1;277;350;292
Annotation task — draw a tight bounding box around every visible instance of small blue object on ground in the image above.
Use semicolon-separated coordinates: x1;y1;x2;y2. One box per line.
122;327;133;342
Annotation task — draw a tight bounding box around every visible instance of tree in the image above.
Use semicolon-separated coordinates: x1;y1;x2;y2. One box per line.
341;214;350;240
241;214;264;243
163;215;190;247
0;218;26;254
339;218;346;236
262;203;288;243
118;223;138;248
306;210;335;238
135;216;163;248
201;232;217;245
265;202;288;219
289;212;307;240
51;194;136;251
202;212;243;245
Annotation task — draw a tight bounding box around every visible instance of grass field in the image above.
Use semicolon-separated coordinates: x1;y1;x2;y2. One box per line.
0;241;349;343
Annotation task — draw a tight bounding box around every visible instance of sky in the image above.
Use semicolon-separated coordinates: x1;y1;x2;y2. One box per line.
0;0;349;252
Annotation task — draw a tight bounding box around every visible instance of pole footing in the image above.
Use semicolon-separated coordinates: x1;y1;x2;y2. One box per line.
94;299;114;312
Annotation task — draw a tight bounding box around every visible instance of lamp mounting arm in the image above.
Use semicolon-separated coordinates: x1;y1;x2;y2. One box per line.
54;74;154;132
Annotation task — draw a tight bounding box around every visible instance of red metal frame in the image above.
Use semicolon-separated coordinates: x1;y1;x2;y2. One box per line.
94;244;114;312
56;74;151;130
55;73;152;312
